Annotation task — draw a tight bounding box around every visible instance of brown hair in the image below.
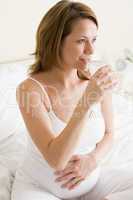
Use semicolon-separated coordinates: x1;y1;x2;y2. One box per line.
29;0;98;74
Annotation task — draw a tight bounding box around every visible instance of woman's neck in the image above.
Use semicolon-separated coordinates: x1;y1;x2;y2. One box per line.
46;67;79;90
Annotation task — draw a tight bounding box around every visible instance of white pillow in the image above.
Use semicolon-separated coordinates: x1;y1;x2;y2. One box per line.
0;59;33;141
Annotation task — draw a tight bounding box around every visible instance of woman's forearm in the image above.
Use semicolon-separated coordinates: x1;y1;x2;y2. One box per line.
45;75;109;170
91;132;114;165
46;98;92;170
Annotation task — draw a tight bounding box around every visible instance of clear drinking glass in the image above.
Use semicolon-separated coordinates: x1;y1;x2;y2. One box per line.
84;59;121;94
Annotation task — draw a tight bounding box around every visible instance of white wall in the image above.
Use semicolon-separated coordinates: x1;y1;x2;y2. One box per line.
0;0;133;62
85;0;133;61
0;0;58;62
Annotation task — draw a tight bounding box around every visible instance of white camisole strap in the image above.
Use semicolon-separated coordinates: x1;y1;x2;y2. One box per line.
28;77;52;112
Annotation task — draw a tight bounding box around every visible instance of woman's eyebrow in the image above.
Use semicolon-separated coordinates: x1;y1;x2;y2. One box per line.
80;35;97;39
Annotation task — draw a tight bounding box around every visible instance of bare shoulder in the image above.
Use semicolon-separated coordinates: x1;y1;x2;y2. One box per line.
17;73;45;92
16;74;50;112
16;77;42;101
15;76;57;167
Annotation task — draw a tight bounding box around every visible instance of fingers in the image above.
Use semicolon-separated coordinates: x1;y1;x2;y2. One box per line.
100;73;118;90
64;164;80;176
69;155;81;162
94;65;112;78
102;80;118;91
69;178;83;190
54;155;81;175
54;160;81;184
61;176;83;190
55;163;81;181
54;154;87;190
54;166;74;176
54;164;83;190
55;172;75;182
93;66;119;91
98;72;115;85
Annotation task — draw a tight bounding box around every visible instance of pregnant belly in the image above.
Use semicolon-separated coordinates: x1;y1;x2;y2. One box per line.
46;166;100;199
20;155;100;199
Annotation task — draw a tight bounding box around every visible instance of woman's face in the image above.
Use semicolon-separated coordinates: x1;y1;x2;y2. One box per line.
60;18;98;71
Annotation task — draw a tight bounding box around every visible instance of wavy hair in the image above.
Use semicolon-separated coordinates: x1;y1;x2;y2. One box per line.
29;0;98;74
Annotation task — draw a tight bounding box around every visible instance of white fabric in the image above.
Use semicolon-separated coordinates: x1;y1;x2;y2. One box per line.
11;78;133;200
12;102;105;200
73;164;133;200
12;181;61;200
0;61;29;200
0;60;133;200
107;189;133;200
0;132;27;200
0;164;11;200
0;60;30;141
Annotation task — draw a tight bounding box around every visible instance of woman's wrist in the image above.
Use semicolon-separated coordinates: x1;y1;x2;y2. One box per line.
76;93;94;113
90;150;100;167
86;151;98;168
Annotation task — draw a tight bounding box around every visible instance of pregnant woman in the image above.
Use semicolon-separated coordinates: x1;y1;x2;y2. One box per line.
11;1;133;200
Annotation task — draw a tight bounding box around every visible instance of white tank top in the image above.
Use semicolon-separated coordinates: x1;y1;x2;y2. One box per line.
16;77;105;199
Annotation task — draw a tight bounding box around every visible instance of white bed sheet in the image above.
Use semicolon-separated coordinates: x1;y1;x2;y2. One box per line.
0;94;133;200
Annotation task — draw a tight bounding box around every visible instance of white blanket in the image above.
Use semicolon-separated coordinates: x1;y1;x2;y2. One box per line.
0;94;133;200
0;164;11;200
0;129;27;200
102;94;133;168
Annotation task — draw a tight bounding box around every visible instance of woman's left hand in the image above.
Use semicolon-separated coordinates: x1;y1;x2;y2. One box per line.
54;153;97;190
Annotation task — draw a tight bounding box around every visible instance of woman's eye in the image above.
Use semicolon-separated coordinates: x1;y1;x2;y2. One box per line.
77;39;85;44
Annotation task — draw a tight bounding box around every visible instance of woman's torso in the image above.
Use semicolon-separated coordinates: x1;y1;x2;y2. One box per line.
15;73;105;199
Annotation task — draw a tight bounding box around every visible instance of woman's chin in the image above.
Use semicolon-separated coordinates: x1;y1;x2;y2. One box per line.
77;68;91;80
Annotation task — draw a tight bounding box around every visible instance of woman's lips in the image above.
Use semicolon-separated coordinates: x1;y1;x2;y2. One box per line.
78;59;90;72
77;58;91;79
79;58;90;65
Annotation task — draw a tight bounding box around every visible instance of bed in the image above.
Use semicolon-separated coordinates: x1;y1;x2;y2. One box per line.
0;58;133;200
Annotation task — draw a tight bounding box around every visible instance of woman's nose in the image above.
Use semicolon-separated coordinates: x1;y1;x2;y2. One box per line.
84;41;94;55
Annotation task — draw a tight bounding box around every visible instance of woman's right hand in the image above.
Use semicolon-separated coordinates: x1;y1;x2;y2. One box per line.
84;65;118;105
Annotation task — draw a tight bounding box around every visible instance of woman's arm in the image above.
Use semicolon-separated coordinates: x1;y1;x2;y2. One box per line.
54;91;115;190
17;79;92;171
91;91;115;164
48;67;115;170
18;67;115;171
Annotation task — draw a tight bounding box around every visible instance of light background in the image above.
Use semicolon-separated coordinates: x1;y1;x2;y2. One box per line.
0;0;133;62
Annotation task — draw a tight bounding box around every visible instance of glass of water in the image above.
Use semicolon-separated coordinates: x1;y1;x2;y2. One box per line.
81;59;121;94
